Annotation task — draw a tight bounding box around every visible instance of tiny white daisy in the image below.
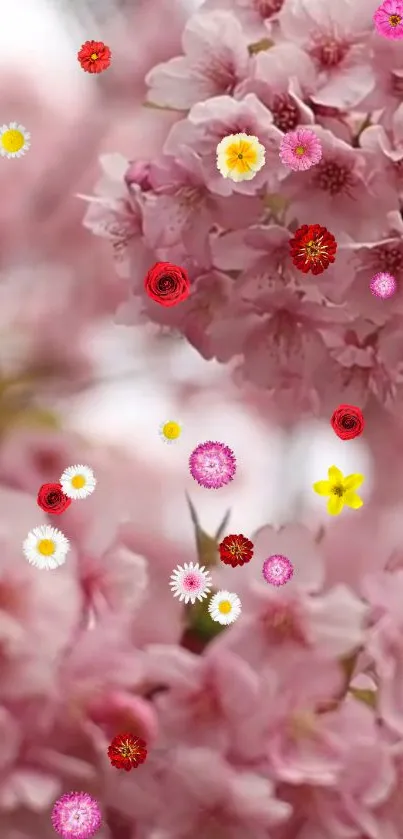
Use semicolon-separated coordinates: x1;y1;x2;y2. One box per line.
169;561;212;604
23;524;70;570
208;590;242;625
60;464;97;499
159;420;182;444
0;123;30;158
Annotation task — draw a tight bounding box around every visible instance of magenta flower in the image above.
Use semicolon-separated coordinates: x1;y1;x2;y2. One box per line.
189;441;237;489
370;271;397;299
373;0;403;38
262;554;294;587
279;128;322;172
51;791;102;839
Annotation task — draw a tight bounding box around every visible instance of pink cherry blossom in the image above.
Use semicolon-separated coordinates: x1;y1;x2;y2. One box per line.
145;12;251;110
163;93;285;197
280;0;377;109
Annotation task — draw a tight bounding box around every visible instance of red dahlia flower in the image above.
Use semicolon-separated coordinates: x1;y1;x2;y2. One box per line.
289;224;337;275
77;40;111;74
107;732;147;771
219;533;254;567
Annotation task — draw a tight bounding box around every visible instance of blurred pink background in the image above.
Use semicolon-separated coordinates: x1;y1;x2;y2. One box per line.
2;0;403;837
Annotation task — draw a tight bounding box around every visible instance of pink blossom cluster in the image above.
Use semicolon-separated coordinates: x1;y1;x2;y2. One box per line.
1;425;403;838
83;0;403;419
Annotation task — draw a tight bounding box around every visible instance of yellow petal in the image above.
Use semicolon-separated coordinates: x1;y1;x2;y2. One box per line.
343;491;364;510
343;473;364;491
327;495;344;516
313;480;331;496
328;465;343;483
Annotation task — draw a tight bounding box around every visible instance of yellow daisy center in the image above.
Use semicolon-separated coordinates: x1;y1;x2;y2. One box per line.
1;129;24;153
37;538;55;556
218;600;232;614
295;145;305;156
226;140;258;172
91;53;98;60
331;484;344;497
71;474;86;489
389;14;401;25
162;421;181;440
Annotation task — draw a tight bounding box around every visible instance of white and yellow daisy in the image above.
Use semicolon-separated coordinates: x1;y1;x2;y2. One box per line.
60;464;96;499
0;123;30;158
159;419;182;445
23;524;70;570
208;590;242;625
216;132;265;182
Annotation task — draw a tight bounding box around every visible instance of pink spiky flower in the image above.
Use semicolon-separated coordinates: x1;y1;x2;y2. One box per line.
262;554;294;587
51;791;102;839
370;271;397;299
189;441;237;489
279;128;322;172
373;0;403;39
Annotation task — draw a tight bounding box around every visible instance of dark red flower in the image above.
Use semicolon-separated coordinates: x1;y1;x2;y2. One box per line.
107;733;147;771
289;224;337;275
37;483;72;515
77;40;111;74
219;534;254;567
144;262;190;307
331;404;364;440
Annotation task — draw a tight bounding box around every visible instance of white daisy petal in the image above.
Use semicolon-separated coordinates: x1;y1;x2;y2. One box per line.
23;524;70;570
169;561;212;604
60;464;96;499
0;122;30;159
208;590;242;625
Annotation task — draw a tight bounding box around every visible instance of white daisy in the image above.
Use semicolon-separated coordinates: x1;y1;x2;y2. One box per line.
60;464;96;499
216;132;265;182
169;562;212;604
159;420;182;445
23;524;70;570
208;590;242;625
0;123;30;158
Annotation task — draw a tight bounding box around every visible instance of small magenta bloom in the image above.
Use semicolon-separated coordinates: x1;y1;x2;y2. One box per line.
189;441;237;489
51;791;102;839
370;271;397;299
279;128;322;172
373;0;403;38
262;554;294;587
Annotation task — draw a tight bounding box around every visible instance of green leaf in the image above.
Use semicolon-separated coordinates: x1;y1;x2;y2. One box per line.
185;590;227;642
186;493;230;568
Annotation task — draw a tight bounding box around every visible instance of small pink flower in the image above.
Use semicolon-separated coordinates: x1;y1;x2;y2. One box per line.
279;128;322;172
189;441;237;489
373;0;403;39
262;554;294;586
370;271;397;299
51;791;102;839
169;562;212;604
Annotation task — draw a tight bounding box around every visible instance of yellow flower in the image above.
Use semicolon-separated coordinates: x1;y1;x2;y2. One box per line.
216;132;265;182
313;465;364;516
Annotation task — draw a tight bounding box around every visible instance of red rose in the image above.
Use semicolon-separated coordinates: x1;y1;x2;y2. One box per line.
219;533;254;567
37;483;72;514
144;262;190;307
331;404;364;440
